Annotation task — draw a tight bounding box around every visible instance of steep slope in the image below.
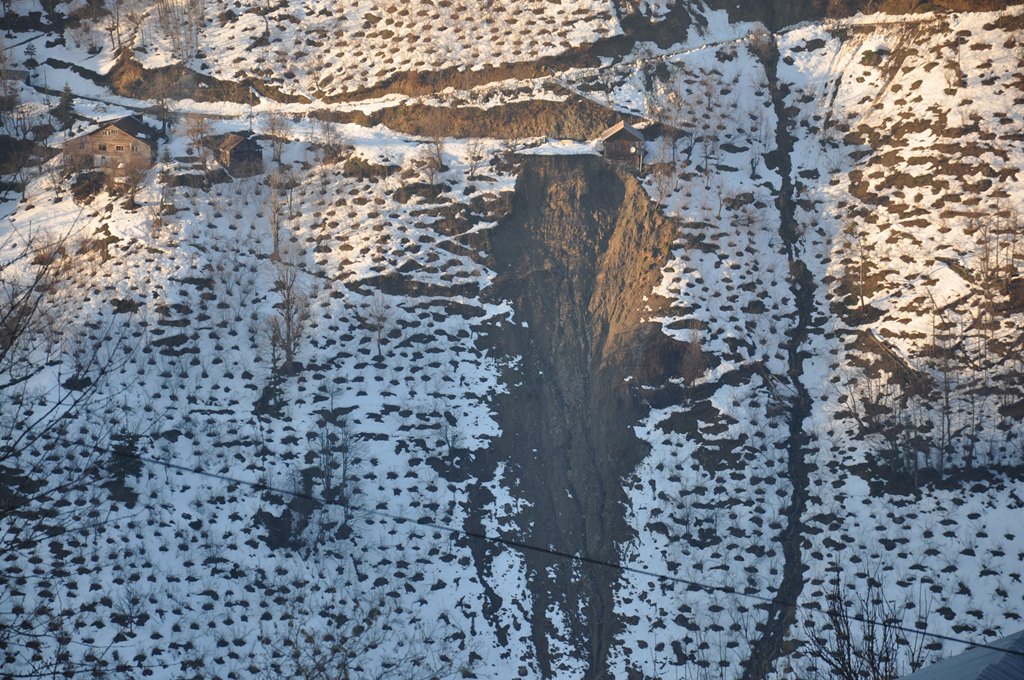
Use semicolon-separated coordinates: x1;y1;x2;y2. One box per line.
2;1;1024;679
557;6;1024;678
107;0;624;101
605;39;805;676
0;129;535;677
770;9;1024;677
477;155;682;676
741;33;817;680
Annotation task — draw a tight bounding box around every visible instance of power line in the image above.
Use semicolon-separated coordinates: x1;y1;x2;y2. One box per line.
1;154;1019;664
10;431;1023;659
4;249;1021;664
48;442;1022;662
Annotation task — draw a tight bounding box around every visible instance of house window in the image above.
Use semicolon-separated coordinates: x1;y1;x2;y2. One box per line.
115;145;124;151
131;144;137;152
98;144;107;151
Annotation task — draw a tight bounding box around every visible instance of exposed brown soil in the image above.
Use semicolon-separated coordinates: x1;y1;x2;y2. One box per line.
324;49;606;104
105;52;309;105
314;93;640;142
469;154;682;676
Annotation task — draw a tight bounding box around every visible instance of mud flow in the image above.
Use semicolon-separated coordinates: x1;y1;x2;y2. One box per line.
474;155;684;676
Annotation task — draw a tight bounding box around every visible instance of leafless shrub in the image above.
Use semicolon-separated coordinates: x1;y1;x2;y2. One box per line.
802;565;931;680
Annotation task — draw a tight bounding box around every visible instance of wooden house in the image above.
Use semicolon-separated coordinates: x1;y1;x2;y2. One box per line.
218;133;263;177
599;120;645;168
62;115;156;176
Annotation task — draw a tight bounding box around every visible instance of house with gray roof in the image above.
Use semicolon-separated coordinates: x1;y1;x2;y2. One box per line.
900;629;1024;680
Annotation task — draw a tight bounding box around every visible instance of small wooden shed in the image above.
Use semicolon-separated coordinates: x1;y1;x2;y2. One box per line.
219;133;263;177
599;120;645;167
62;115;157;176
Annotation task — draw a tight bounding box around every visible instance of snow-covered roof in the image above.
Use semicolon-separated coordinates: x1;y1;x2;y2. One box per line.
106;115;155;140
63;115;156;145
598;119;644;143
219;132;258;151
900;630;1024;680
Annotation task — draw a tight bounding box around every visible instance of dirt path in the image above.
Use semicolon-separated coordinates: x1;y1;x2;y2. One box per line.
475;155;682;677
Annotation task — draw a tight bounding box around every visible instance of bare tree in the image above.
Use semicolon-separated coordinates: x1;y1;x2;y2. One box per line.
281;165;302;217
120;0;148;43
364;293;392;359
309;417;361;527
109;162;148;207
105;0;124;50
925;288;957;480
307;52;327;98
465;138;487;181
68;20;104;55
0;35;13;108
842;220;871;311
266;170;283;260
438;412;464;457
803;566;931;680
307;116;341;167
265;111;289;163
154;0;203;61
150;71;177;134
422;134;446;186
1003;202;1023;278
110;585;146;635
0;229;132;676
184;113;211;162
258;583;474;680
681;327;706;387
266;263;308;372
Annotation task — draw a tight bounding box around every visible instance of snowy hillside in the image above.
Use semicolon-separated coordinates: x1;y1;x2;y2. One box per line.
2;0;1024;679
1;119;538;676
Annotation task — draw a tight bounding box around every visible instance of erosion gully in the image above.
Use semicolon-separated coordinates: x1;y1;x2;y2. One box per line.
741;35;817;680
467;155;683;677
462;31;819;677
